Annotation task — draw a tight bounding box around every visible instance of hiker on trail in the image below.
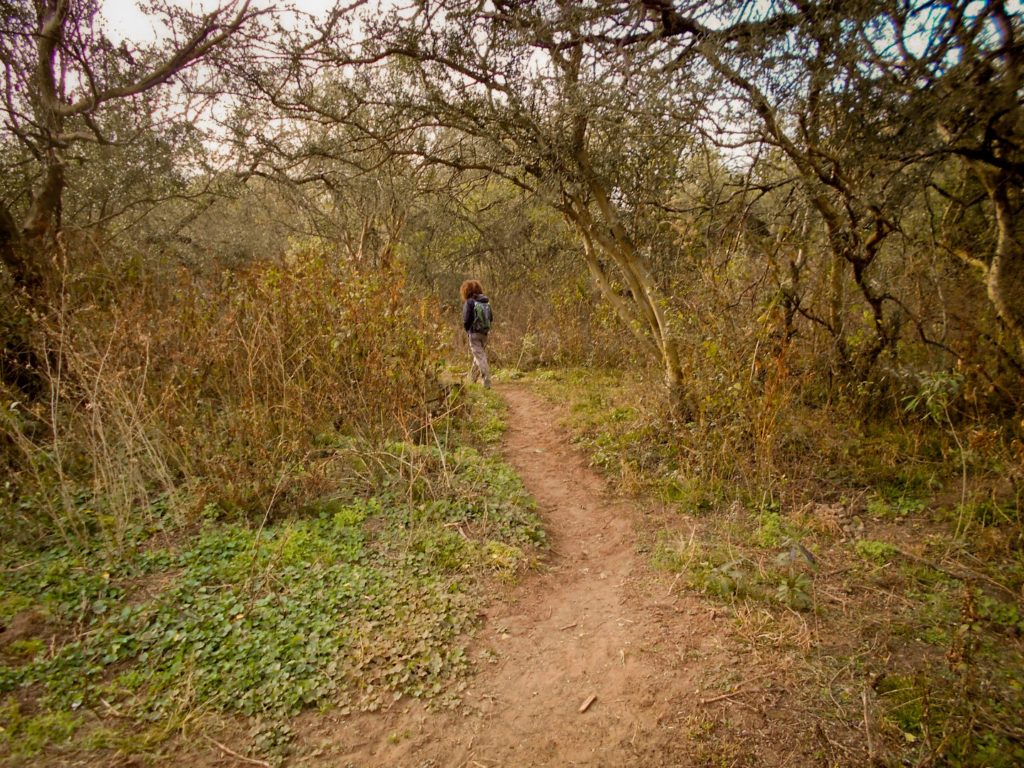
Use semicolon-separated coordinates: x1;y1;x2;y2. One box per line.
460;279;492;389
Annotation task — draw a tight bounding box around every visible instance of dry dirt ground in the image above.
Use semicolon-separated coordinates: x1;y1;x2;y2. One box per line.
274;385;829;768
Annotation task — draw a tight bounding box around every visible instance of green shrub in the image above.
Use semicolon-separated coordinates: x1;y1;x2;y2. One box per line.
855;539;899;564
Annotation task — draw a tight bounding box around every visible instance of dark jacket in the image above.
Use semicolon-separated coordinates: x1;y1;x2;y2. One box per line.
462;294;491;333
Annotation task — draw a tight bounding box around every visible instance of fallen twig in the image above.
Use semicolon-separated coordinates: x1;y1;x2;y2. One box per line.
894;546;1018;600
204;735;270;767
98;698;129;719
0;558;43;573
666;571;684;596
863;688;875;764
699;670;774;706
559;622;578;631
579;694;597;713
699;689;743;705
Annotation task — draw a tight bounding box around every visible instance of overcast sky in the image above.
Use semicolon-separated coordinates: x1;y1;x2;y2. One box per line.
99;0;339;43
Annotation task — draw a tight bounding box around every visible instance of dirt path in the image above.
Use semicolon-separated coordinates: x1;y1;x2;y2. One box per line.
293;384;751;767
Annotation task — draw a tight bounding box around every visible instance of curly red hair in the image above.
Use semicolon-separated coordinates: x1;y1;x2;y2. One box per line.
460;279;484;301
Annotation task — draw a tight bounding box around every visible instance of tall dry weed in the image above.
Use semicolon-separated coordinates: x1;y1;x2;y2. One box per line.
0;240;443;548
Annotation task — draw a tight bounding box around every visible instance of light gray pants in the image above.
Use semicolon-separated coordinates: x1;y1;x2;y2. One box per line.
468;331;491;387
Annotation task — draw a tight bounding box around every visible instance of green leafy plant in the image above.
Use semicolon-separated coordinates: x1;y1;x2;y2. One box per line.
867;493;926;519
774;572;813;611
855;539;899;564
0;431;545;757
902;372;964;424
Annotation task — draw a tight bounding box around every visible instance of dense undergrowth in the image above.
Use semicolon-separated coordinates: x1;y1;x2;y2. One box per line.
0;245;543;764
2;241;443;547
520;366;1024;767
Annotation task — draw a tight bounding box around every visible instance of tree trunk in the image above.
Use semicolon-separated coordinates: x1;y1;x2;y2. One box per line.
986;180;1024;357
574;223;658;356
0;203;27;288
563;188;694;418
22;161;64;246
827;249;847;370
13;0;69;293
0;204;48;397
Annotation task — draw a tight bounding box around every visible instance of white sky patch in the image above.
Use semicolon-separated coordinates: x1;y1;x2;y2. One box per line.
100;0;340;44
100;0;164;43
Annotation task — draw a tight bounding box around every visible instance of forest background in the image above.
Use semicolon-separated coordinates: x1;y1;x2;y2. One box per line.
1;0;1022;765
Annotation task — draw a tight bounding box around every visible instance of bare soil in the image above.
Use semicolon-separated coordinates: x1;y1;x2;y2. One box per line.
283;384;821;767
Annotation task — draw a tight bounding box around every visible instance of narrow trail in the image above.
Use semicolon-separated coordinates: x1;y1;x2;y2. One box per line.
296;384;742;767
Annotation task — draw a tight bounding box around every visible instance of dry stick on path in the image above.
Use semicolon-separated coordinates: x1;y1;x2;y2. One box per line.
699;669;775;705
699;689;745;705
203;735;271;767
862;688;876;763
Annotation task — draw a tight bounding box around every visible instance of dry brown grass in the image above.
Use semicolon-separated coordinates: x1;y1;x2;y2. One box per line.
0;240;444;549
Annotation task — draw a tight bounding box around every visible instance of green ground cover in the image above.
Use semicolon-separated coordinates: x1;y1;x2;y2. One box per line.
0;389;543;763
